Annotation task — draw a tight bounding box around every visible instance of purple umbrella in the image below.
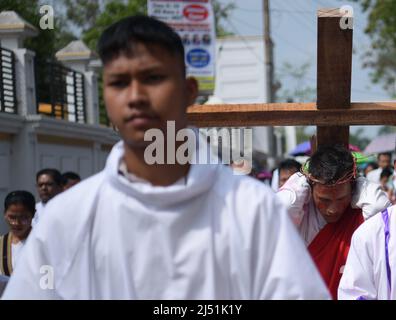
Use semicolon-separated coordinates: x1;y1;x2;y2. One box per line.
257;170;272;180
364;133;396;154
289;141;362;156
289;141;311;156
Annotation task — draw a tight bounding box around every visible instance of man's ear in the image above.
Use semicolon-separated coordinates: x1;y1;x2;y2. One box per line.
185;77;199;106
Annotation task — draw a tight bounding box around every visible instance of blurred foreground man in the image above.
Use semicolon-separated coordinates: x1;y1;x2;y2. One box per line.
3;16;329;300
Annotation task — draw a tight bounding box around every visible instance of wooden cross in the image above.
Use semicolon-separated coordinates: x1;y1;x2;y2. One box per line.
187;8;396;150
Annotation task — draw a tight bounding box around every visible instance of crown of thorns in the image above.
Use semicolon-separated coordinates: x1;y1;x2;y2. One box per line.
300;155;357;186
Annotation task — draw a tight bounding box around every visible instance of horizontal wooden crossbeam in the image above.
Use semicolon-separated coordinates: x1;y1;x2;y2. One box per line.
187;102;396;127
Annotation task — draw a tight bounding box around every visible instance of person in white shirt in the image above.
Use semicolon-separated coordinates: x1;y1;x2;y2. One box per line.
32;168;63;227
2;15;329;300
366;152;392;184
363;161;378;177
0;191;36;276
338;205;396;300
277;145;391;299
278;159;302;188
271;168;279;191
61;171;81;191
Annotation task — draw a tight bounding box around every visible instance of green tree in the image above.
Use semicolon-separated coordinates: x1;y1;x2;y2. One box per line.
0;0;74;59
77;0;146;125
72;0;234;124
277;61;316;103
63;0;101;35
351;0;396;98
377;126;396;135
78;0;233;52
82;0;147;51
349;127;371;151
1;1;76;110
212;0;235;37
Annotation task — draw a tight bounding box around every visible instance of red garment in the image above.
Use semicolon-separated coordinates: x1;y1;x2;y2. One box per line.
308;207;364;300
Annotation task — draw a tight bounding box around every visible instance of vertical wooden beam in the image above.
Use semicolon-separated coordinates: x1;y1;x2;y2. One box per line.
316;8;353;147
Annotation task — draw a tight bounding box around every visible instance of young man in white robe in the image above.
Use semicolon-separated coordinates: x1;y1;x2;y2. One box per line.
276;145;391;299
2;15;329;300
338;205;396;300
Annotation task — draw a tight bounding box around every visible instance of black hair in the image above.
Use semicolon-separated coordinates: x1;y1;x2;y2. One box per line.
279;159;302;172
97;15;185;73
308;144;354;185
36;168;62;186
61;172;81;186
365;161;379;171
380;168;393;180
4;191;36;217
378;152;392;160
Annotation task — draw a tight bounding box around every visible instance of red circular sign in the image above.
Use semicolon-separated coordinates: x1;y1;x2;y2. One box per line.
183;4;208;21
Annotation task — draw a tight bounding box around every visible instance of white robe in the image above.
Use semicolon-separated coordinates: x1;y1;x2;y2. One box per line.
338;205;396;300
366;168;382;184
276;172;391;246
2;140;330;300
11;241;25;270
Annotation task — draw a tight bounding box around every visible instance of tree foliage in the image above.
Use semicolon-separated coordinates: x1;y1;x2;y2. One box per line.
61;0;234;51
72;0;233;124
377;125;396;135
63;0;101;34
276;61;316;144
277;61;316;103
79;0;147;51
212;0;235;37
0;0;74;60
349;128;371;151
352;0;396;98
1;0;233;125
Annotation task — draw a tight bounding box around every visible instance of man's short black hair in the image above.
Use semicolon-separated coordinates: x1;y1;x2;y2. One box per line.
61;172;81;185
380;168;393;180
365;161;379;170
279;159;302;172
97;15;185;72
308;144;354;185
378;152;392;159
36;168;62;186
4;190;36;217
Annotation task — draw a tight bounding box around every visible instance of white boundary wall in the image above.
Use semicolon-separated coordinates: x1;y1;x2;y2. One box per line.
0;113;118;234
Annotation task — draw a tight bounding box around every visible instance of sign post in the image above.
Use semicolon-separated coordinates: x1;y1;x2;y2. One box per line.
148;0;216;96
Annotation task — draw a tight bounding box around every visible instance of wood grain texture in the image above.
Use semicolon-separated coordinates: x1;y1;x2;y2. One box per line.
316;8;353;147
187;102;396;127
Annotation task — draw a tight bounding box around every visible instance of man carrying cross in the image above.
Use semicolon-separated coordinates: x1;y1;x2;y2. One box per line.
185;6;396;299
277;144;391;299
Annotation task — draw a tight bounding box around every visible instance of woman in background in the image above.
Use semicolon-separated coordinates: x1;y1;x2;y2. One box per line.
0;191;35;276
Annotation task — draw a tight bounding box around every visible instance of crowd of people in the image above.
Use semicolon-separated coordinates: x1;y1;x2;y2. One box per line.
0;170;81;278
1;14;395;300
364;152;396;204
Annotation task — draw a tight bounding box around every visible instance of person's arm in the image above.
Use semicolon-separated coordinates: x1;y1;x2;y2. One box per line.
352;177;391;219
251;195;330;299
276;172;311;226
338;226;378;300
